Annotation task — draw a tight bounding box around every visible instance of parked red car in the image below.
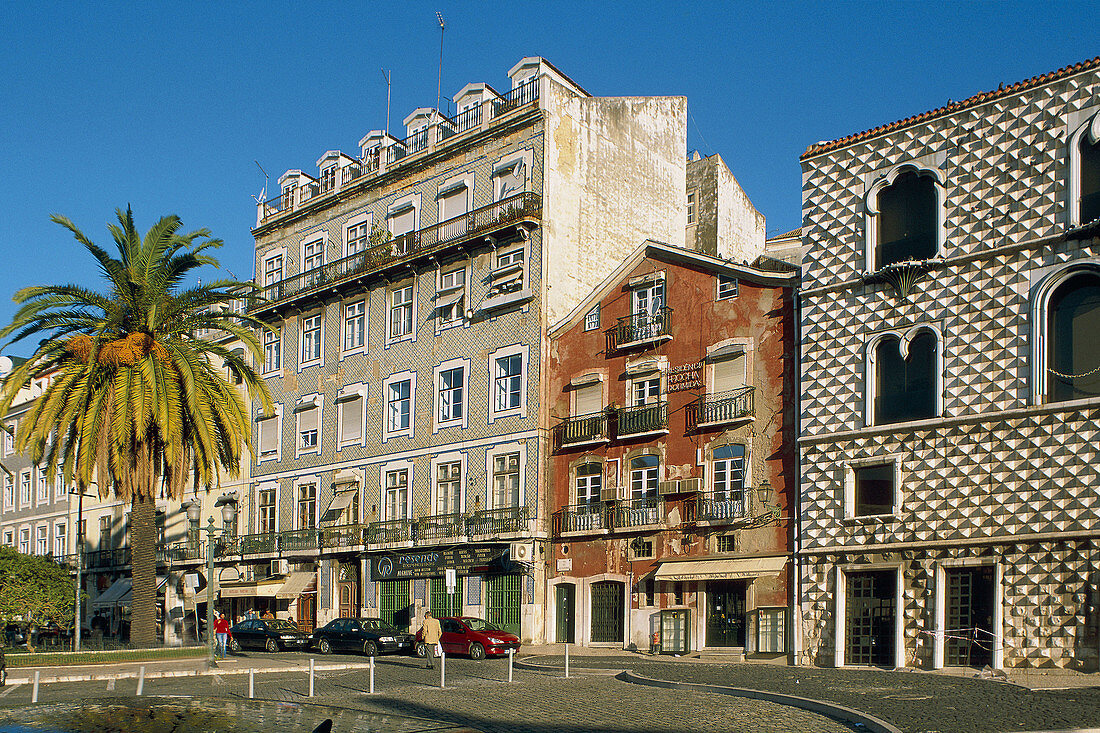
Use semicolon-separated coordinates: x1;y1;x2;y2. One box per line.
415;616;520;660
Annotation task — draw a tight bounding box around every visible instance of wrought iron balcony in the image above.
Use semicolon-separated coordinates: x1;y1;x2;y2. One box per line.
85;547;131;569
554;412;608;449
493;78;538;116
419;513;465;541
279;528;320;553
468;506;529;537
610;496;663;529
612;308;672;349
319;524;370;552
696;491;746;523
157;542;204;563
251;192;541;315
553;503;607;534
368;519;414;545
616;402;668;437
688;387;755;429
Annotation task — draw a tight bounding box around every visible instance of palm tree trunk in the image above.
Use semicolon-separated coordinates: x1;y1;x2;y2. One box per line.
129;494;158;647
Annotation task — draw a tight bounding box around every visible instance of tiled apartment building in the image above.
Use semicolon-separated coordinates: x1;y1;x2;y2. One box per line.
797;57;1100;669
547;241;798;655
231;57;689;641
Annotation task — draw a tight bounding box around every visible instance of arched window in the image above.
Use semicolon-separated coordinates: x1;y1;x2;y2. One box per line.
865;165;943;271
1079;130;1100;225
872;330;938;425
1047;271;1100;402
629;455;659;499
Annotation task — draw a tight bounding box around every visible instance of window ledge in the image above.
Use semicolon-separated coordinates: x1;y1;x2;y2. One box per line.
617;334;672;350
617;428;670;441
841;514;901;525
490;262;524;279
695;415;755;429
478;288;533;313
558;437;610;450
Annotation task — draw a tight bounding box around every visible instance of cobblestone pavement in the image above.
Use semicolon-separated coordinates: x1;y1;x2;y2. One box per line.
522;655;1100;733
0;653;859;733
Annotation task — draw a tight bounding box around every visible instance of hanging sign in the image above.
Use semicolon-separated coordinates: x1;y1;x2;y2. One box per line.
370;546;504;581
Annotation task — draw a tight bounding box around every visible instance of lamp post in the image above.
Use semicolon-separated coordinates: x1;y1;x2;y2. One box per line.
202;516;217;665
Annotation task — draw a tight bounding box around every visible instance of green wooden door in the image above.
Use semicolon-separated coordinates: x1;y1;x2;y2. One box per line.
379;579;410;631
430;577;463;617
487;574;522;636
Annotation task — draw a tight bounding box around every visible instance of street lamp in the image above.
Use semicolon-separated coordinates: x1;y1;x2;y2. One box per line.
755;479;772;507
202;516;217;666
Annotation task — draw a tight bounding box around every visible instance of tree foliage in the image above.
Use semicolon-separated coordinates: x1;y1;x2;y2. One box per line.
0;546;73;626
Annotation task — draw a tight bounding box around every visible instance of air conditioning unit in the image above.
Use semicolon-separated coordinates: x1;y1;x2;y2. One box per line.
658;480;680;495
509;542;534;563
599;484;617;501
680;478;703;494
270;559;289;577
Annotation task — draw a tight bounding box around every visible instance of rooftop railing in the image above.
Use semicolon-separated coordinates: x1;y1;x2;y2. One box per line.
251;192;540;313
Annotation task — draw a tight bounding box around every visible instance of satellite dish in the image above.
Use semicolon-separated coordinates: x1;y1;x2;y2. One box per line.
649;295;663;316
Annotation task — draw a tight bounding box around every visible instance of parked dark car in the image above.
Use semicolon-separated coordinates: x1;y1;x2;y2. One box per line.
229;618;311;652
311;617;415;656
415;616;520;660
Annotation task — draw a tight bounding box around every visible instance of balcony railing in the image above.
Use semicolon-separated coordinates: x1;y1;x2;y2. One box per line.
320;524;370;551
554;503;607;533
157;542;204;563
554;413;608;449
369;519;414;545
387;128;429;165
613;308;672;348
688;387;755;429
610;496;663;529
279;528;320;553
493;78;539;117
419;513;465;541
86;547;131;568
696;491;746;523
468;506;529;537
252;192;541;313
616;402;668;437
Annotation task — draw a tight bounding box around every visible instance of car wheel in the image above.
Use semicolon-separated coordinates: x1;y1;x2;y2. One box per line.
414;641;427;658
229;638;241;653
363;640;378;657
0;667;6;687
469;642;486;660
265;638;279;653
318;638;332;655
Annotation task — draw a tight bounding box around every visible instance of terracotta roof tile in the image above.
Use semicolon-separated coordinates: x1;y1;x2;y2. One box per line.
801;57;1100;160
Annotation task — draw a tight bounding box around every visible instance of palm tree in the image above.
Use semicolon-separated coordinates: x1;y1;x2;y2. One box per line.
0;207;270;647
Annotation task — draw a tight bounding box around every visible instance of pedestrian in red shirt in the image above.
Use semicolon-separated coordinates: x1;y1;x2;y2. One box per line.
214;613;232;658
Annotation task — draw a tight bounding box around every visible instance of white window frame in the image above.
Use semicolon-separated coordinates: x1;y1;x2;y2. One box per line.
345;212;373;257
569;372;606;417
3;420;14;455
433;357;470;432
382;371;416;442
342;299;367;357
387;280;416;345
1068;110;1100;227
627;373;663;407
430;451;467;516
3;530;13;547
294;476;320;530
1029;262;1100;404
36;469;48;504
301;235;326;273
294;394;323;458
381;460;414;521
437;172;474;224
3;475;13;511
628;454;661;499
262;248;286;287
35;524;48;555
491;151;531;202
488;344;529;423
584;304;601;332
262;325;282;374
54;521;66;557
862;162;946;272
19;470;30;506
716;275;738;300
256;481;279;534
864;324;943;427
299;311;324;369
843;454;903;520
573;459;603;505
18;527;30;554
687;190;696;225
256;404;283;463
485;441;527;510
336;383;367;450
435;260;469;330
387;193;421;237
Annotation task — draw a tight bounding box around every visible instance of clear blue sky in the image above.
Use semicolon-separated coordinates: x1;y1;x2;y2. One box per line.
0;1;1095;347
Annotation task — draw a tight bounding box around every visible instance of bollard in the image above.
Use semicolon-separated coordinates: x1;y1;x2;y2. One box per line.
369;656;374;694
564;642;569;678
249;668;254;699
137;666;145;696
32;671;40;703
309;658;315;697
508;648;514;683
440;652;446;689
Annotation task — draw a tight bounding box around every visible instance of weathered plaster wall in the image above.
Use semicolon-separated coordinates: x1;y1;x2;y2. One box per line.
686;154;765;262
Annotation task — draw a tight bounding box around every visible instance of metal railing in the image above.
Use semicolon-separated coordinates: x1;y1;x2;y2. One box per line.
610;496;662;528
613;308;672;348
85;547;131;568
252;192;541;313
689;386;755;428
554;413;608;449
468;506;529;536
320;523;371;551
493;78;539;117
369;519;414;545
554;503;607;533
419;512;465;541
157;542;204;563
696;491;746;522
279;528;320;553
616;402;668;437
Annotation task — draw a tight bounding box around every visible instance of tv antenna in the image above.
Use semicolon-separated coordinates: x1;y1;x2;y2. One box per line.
252;160;269;204
436;12;445;115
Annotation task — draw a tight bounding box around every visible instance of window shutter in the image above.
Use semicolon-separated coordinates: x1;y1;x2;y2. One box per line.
299;407;318;434
259;418;277;454
712;354;746;393
574;383;602;416
341;396;363;442
441;188;466;220
390;208;415;236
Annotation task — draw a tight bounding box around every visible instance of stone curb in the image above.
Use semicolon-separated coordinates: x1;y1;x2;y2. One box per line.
6;660;379;686
618;670;903;733
513;656;623;675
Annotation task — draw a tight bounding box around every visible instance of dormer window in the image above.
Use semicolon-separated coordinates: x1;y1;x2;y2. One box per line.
864;165;944;271
281;183;297;210
320;165;336;194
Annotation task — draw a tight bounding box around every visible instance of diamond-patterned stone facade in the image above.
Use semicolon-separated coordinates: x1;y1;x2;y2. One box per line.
799;65;1100;669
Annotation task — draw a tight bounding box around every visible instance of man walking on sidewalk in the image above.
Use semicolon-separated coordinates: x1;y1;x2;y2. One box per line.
420;611;442;669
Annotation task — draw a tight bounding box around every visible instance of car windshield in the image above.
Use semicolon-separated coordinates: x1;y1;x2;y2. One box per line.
462;618;502;632
268;620;299;632
359;618;396;631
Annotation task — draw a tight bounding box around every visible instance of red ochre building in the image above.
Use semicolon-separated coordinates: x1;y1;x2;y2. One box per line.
545;240;798;657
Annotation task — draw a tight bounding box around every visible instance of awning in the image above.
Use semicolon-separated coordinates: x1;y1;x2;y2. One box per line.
218;580;284;598
276;571;317;599
90;578;131;609
435;290;463;308
654;556;788;582
116;576;169;607
324;490;357;516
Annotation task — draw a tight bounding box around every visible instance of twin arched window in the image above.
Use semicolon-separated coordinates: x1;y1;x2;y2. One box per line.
868;329;939;426
865;166;943;271
1045;270;1100;403
1071;113;1100;227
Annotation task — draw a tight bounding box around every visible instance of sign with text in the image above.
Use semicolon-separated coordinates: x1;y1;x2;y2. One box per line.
370;546;504;581
667;362;703;392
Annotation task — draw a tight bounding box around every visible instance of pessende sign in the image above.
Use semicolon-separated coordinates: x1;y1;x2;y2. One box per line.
370;546;504;581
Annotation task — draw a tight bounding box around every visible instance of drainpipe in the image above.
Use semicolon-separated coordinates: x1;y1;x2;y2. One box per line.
792;282;804;666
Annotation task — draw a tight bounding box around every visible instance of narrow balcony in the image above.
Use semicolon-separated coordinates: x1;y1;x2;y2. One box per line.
157;542;204;564
419;513;466;542
367;518;414;546
616;402;668;439
251;192;541;316
468;506;529;537
319;523;371;553
279;528;320;554
612;308;672;350
688;386;755;430
610;497;663;529
553;503;607;534
85;547;131;569
696;491;746;524
554;412;608;450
